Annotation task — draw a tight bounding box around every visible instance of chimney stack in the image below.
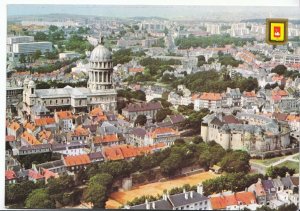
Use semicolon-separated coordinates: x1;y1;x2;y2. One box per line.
145;199;150;210
197;184;203;195
184;189;188;200
286;172;290;177
190;191;194;198
152;202;155;209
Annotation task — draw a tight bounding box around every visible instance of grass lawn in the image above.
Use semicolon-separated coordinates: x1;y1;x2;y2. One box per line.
276;161;299;173
293;155;299;160
251;156;287;166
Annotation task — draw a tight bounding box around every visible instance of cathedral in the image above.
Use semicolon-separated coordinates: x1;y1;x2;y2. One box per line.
22;36;117;116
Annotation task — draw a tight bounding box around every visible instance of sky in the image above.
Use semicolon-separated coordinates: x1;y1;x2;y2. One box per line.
6;0;300;17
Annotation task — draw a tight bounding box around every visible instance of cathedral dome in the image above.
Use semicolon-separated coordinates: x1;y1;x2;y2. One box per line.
89;37;112;62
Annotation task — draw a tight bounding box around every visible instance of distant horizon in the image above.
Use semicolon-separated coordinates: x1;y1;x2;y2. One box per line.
7;5;300;20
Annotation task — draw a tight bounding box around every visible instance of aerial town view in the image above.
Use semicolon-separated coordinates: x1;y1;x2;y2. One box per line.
4;3;300;210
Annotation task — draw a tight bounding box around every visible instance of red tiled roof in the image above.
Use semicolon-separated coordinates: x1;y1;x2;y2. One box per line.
8;122;20;131
41;168;58;180
103;144;165;161
28;169;44;180
24;121;36;131
35;117;55;126
6;135;16;142
64;154;91;167
72;125;89;136
5;170;16;180
21;131;41;145
93;134;119;144
199;92;222;101
149;127;178;139
210;192;256;210
56;111;73;119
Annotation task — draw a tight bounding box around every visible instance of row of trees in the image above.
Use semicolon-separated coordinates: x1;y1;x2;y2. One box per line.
15;57;80;74
172;70;258;93
35;80;88;89
175;34;255;49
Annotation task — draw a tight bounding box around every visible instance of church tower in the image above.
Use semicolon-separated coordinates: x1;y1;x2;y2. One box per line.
88;35;114;91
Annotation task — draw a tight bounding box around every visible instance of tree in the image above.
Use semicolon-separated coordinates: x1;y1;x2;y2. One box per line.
19;53;26;64
197;55;206;67
220;150;251;174
84;183;107;208
5;181;39;205
49;25;58;32
33;50;42;61
174;138;185;145
47;174;75;195
160;153;183;177
278;204;298;211
89;173;113;188
134;114;147;126
34;32;48;41
266;166;295;178
134;90;146;101
192;136;203;144
25;189;55;209
271;64;287;75
155;108;172;122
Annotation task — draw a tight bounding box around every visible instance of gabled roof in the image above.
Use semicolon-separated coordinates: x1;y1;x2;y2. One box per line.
290;176;299;186
8;121;20;131
130;199;173;210
199;92;222;101
56;111;73;119
6;135;16;142
130;128;147;138
64;154;91;167
20;131;41;145
5;170;16;180
93;134;119;144
168;191;208;208
222;115;241;124
72;125;89;136
35;117;55;126
210;192;256;210
28;169;44;180
169;114;185;124
24;121;36;131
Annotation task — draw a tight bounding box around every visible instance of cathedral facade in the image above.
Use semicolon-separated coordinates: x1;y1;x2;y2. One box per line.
23;37;117;116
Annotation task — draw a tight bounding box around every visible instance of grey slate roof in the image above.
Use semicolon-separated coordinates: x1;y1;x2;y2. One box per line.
36;160;65;169
19;144;51;151
168;191;208;208
130;128;147;138
130;200;173;210
262;180;276;193
89;151;104;160
272;178;284;188
280;177;292;188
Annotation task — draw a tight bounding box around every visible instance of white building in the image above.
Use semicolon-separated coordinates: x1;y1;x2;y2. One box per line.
12;42;53;54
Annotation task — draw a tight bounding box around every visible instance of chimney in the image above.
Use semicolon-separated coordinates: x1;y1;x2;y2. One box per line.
277;175;281;179
286;172;290;177
183;189;188;200
197;184;203;195
268;177;272;180
152;202;155;209
245;187;248;192
190;191;194;198
145;199;150;210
